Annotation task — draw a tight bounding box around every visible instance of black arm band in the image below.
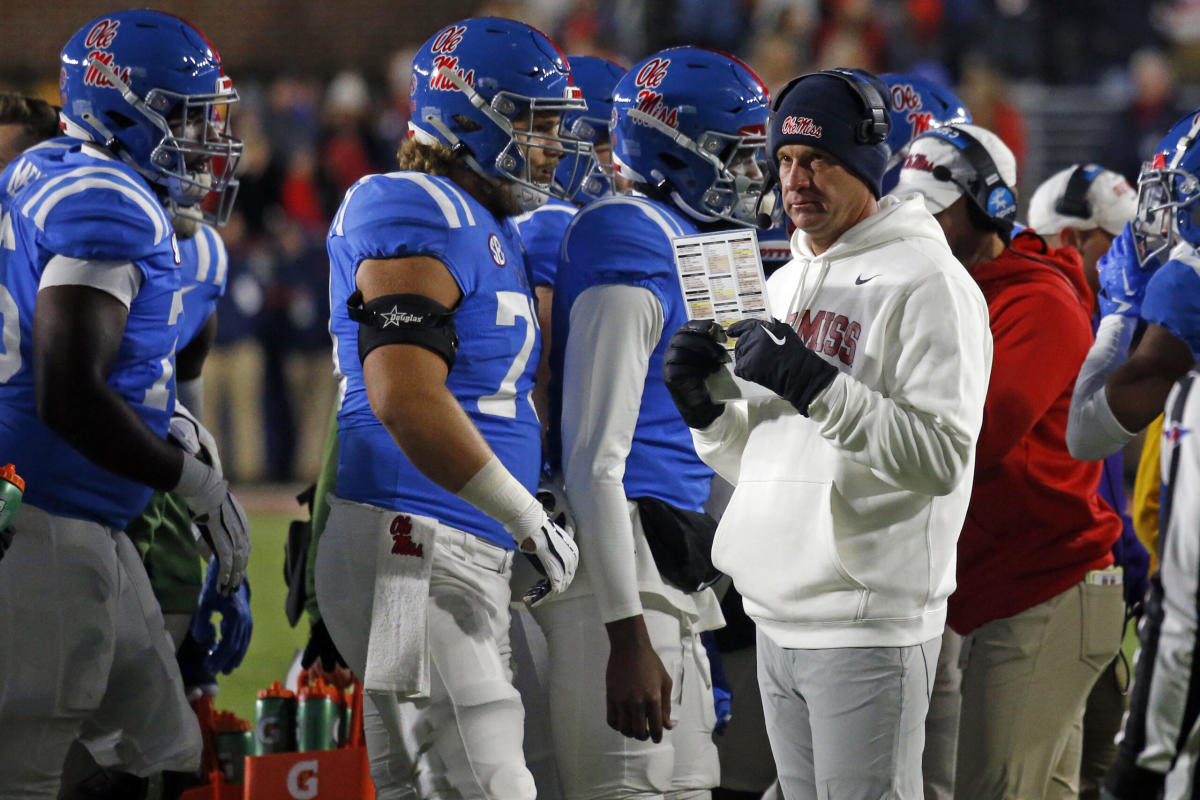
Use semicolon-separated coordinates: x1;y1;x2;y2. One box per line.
346;290;459;369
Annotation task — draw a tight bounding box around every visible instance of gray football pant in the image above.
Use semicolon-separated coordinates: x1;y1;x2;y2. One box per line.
756;630;940;800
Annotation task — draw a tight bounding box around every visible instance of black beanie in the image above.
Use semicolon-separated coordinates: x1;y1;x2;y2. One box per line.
768;71;890;198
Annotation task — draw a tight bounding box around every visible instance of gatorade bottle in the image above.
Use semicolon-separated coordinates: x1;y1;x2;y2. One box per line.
297;677;340;751
0;464;24;532
213;711;254;783
253;682;297;755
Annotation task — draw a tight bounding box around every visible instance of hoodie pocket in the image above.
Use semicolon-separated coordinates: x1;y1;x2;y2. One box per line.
713;479;867;624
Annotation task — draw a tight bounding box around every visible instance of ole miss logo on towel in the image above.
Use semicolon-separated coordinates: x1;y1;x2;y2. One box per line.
391;515;424;557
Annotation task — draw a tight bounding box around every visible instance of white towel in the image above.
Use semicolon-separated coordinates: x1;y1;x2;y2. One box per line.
362;508;437;698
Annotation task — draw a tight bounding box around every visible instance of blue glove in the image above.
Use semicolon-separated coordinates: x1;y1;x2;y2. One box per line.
727;318;838;416
1098;223;1158;318
191;557;253;676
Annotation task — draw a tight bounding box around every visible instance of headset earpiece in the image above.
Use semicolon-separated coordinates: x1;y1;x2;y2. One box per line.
925;127;1016;234
1055;164;1099;220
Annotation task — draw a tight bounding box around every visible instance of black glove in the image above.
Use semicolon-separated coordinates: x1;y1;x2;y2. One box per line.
727;318;838;416
663;320;729;429
301;617;349;673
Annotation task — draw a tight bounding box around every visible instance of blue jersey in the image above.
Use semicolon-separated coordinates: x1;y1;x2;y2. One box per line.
328;172;542;548
551;195;714;512
514;197;577;288
0;139;181;528
1142;247;1200;360
176;223;227;349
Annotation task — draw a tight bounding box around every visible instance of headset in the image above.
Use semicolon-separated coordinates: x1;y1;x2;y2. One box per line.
1055;163;1103;220
755;68;891;228
926;127;1017;234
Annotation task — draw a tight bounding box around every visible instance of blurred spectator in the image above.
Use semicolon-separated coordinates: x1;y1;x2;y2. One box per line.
672;0;752;54
749;31;807;94
958;53;1027;171
259;218;336;482
319;70;389;215
376;47;417;157
812;0;891;71
1102;48;1187;185
203;210;268;483
279;148;325;232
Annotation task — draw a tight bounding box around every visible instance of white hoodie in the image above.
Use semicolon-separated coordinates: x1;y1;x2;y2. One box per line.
692;194;992;649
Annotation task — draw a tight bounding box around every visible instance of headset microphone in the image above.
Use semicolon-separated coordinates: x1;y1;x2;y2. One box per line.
755;170;779;229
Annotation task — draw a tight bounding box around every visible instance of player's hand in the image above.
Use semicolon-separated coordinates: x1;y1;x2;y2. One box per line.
523;476;576;607
191;559;253;675
728;318;838;416
301;618;355;690
516;506;579;595
168;402;223;477
1099;223;1158;318
663;320;728;429
605;618;673;742
173;453;250;595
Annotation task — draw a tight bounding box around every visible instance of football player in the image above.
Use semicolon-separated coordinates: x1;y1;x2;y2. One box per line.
314;18;581;798
879;73;973;195
0;10;246;797
533;48;770;799
515;54;625;428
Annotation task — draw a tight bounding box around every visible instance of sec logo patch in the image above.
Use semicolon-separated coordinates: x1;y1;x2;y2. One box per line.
488;233;507;267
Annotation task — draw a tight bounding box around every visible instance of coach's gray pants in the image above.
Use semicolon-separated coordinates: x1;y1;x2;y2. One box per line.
756;630;939;800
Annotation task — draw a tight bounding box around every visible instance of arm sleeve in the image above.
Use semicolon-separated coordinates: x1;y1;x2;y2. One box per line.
1066;313;1138;461
561;284;662;623
974;291;1093;468
805;271;992;496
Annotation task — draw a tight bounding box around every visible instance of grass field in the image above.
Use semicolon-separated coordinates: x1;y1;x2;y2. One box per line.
212;506;311;722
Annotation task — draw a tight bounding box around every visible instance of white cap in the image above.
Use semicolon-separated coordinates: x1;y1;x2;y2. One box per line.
1027;165;1136;236
890;123;1018;215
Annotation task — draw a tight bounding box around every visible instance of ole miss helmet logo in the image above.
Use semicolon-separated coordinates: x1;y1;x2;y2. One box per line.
634;58;670;90
81;18;130;88
431;25;467;54
781;116;822;138
428;25;473;91
84;19;120;48
890;83;922;112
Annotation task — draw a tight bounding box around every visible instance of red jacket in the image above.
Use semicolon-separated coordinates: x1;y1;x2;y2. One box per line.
947;231;1121;635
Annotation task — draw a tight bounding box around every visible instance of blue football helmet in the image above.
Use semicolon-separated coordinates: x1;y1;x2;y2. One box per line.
554;55;626;204
611;47;770;227
409;17;592;212
58;10;243;224
1133;109;1200;267
879;73;972;194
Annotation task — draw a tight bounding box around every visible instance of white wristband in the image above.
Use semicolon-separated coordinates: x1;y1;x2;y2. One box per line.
456;454;542;541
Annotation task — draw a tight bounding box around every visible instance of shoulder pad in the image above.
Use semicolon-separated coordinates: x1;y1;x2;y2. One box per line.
563;196;687;281
180;222;229;292
22;165;171;261
516;201;576;287
330;172;481;263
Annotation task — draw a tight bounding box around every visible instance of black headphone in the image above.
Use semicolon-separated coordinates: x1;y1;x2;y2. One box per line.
1055;163;1102;219
771;68;891;145
926;127;1017;234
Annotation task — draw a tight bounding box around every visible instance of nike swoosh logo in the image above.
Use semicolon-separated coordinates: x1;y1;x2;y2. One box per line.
180;284;199;295
762;323;786;346
855;274;879;285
